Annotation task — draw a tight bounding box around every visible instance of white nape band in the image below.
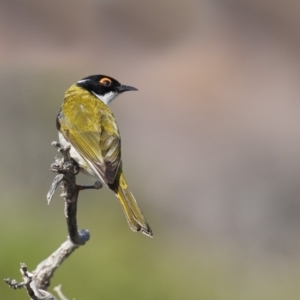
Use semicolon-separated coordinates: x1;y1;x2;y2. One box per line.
77;79;88;84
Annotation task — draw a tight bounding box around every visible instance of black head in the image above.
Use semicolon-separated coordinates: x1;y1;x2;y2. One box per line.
76;74;137;104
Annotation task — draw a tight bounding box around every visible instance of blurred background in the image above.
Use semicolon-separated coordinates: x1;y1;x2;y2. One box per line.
1;0;300;299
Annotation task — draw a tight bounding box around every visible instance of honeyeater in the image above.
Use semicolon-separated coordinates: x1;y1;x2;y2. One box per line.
56;74;152;237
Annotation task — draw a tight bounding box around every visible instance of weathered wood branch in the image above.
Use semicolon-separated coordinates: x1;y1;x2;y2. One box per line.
4;141;93;299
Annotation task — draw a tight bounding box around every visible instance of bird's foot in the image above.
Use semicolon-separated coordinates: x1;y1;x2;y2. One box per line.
76;180;103;191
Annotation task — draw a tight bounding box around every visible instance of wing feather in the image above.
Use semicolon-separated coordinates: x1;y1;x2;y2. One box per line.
58;110;121;185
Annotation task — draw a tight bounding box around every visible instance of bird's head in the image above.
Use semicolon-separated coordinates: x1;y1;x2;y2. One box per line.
76;74;138;104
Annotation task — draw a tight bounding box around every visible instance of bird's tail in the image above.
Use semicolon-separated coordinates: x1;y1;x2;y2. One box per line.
114;172;153;237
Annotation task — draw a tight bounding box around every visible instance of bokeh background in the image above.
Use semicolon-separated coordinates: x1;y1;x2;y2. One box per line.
1;0;300;299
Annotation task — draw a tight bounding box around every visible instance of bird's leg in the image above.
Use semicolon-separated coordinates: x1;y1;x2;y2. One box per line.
76;180;103;191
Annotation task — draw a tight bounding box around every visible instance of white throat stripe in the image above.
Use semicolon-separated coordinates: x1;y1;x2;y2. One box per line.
92;91;117;105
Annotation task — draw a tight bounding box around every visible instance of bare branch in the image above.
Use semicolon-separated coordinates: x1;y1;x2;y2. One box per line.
48;142;90;245
33;239;83;291
4;263;56;300
53;285;69;300
5;141;92;299
47;174;64;204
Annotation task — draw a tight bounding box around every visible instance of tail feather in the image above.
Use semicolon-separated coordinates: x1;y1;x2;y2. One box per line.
115;174;153;237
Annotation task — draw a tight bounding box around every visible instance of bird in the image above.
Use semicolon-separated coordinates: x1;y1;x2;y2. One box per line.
56;74;152;237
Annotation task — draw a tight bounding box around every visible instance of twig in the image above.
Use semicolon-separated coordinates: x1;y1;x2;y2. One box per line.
4;263;56;300
4;141;92;299
48;141;90;245
53;285;70;300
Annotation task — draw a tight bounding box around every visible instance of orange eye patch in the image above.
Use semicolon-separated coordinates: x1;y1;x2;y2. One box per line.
99;77;112;87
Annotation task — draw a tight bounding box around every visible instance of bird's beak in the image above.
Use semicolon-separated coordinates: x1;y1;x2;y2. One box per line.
117;85;138;93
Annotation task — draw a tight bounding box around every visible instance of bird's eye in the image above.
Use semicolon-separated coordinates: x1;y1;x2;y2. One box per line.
100;78;112;87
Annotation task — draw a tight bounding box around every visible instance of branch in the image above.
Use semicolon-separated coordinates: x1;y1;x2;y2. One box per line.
4;141;94;299
53;285;70;300
4;263;56;300
47;141;90;245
